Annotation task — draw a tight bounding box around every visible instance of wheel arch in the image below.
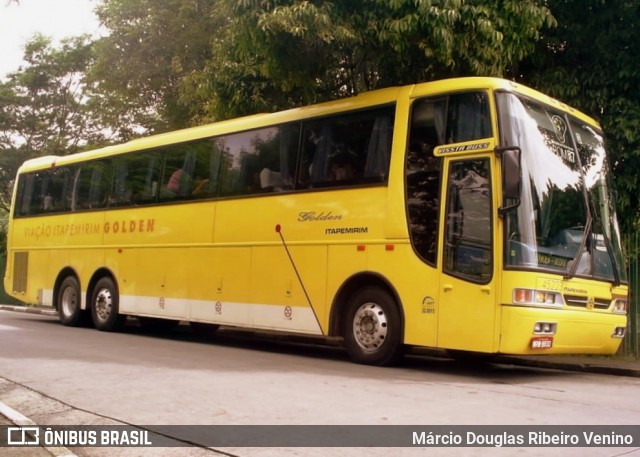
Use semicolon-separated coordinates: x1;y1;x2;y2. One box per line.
328;271;405;339
52;267;80;311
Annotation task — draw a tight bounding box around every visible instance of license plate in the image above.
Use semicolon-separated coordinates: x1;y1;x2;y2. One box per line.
530;336;553;349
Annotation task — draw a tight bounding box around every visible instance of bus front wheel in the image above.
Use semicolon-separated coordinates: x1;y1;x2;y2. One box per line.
343;287;403;366
90;277;125;331
57;276;87;327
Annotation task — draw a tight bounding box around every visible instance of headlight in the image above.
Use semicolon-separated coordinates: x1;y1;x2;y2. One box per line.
513;289;562;307
612;298;628;314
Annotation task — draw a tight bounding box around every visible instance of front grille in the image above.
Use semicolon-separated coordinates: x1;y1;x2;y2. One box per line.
12;251;28;293
563;294;610;310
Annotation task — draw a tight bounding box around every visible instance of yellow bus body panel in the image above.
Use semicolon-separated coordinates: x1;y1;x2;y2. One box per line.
500;306;626;354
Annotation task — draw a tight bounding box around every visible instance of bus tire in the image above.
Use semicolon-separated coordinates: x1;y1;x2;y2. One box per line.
57;276;88;327
90;277;125;331
343;286;403;366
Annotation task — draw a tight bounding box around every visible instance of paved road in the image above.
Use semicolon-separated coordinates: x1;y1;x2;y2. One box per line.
1;309;639;457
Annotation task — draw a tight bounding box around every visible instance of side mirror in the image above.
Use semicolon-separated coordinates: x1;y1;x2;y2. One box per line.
497;146;521;215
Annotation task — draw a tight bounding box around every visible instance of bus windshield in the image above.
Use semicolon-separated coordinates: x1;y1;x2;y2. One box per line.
498;92;627;283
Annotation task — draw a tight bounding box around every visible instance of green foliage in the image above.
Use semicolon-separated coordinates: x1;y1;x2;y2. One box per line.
91;0;221;131
190;0;555;120
0;35;106;212
60;0;556;126
515;0;640;234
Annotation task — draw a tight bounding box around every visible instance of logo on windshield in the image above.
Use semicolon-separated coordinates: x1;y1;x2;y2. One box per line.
549;114;568;144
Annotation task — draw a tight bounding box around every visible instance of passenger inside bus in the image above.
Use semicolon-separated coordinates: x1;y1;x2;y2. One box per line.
166;167;210;197
259;168;283;191
330;158;356;181
166;168;185;194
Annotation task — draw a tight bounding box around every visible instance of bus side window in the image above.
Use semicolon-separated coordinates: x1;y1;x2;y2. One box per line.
49;167;74;213
162;146;196;199
217;131;260;196
217;125;298;197
160;141;217;201
112;152;160;206
446;92;491;143
302;124;332;186
15;173;37;216
15;166;75;216
298;106;394;188
406;98;445;265
191;139;221;198
72;160;111;211
252;124;298;194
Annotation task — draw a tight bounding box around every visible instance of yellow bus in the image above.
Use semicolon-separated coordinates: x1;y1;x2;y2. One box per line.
4;77;628;365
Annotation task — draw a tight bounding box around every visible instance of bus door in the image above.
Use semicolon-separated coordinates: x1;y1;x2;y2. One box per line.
437;157;497;352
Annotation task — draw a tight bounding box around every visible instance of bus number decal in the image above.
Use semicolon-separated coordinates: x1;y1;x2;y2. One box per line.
536;278;563;292
421;296;436;314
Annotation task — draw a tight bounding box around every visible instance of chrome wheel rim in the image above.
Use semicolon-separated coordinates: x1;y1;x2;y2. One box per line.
61;286;78;318
94;288;113;323
352;302;388;353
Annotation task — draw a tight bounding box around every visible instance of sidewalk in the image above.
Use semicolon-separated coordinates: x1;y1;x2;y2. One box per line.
1;303;639;378
1;399;76;457
495;354;640;378
1;418;60;457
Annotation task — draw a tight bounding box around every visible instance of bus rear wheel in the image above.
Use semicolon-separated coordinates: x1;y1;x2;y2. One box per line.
57;276;88;327
343;287;403;366
90;277;125;331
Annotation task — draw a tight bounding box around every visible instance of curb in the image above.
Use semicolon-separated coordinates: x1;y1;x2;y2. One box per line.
495;355;640;378
0;304;57;316
0;400;78;457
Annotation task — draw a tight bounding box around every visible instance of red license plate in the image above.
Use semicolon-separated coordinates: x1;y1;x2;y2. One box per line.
530;336;553;349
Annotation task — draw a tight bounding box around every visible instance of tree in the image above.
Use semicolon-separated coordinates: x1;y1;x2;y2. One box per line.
184;0;555;120
91;0;221;131
0;35;105;213
515;0;640;233
91;0;555;124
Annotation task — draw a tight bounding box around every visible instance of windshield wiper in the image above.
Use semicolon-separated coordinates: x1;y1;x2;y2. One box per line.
599;223;622;286
589;201;622;286
564;215;592;281
563;214;622;285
